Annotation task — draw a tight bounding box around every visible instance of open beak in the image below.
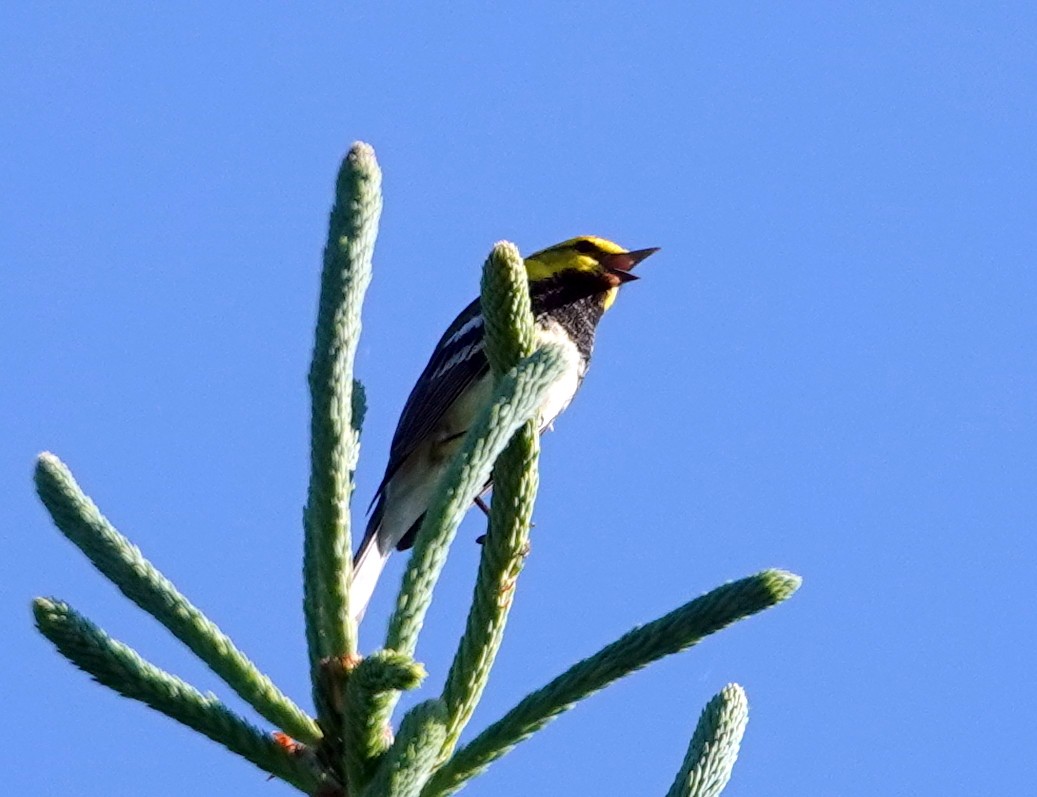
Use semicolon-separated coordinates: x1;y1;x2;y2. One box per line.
601;247;659;283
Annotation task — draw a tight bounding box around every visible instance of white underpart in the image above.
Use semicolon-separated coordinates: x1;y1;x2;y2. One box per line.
532;319;584;431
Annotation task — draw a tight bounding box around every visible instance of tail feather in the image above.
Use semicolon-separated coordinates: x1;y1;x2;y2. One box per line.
351;528;389;623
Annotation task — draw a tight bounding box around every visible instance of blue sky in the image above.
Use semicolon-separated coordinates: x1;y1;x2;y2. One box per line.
3;4;1035;795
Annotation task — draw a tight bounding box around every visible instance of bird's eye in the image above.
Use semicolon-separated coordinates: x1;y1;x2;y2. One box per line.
573;240;598;255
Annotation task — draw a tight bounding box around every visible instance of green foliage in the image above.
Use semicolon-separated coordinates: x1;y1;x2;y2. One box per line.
423;571;797;797
363;701;448;797
30;142;800;796
383;343;569;661
439;242;541;762
343;650;427;789
304;141;382;680
666;683;749;797
33;452;320;745
32;598;324;793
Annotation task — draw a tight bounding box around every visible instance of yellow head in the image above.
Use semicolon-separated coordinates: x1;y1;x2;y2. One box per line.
524;236;658;310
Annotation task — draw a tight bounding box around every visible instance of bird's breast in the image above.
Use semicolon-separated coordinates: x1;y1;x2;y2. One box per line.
432;318;586;461
533;319;586;431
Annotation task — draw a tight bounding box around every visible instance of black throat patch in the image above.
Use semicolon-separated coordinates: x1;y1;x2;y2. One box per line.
529;271;613;362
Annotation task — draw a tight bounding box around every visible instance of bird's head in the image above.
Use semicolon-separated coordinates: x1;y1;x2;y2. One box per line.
524;236;658;310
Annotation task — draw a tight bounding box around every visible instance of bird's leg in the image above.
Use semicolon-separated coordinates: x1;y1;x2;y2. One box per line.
472;489;533;548
474;495;490;545
477;480;493;543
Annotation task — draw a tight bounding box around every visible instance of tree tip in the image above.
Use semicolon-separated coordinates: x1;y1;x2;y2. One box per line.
394;660;427;691
717;683;748;713
32;596;56;612
33;452;73;500
759;569;802;601
358;649;428;691
346;141;379;172
35;452;62;475
491;240;520;254
488;241;523;268
31;596;64;628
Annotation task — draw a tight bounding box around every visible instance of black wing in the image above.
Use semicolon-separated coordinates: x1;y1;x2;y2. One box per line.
372;297;490;499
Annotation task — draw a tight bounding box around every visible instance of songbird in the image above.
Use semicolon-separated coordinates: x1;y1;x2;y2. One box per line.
351;236;657;619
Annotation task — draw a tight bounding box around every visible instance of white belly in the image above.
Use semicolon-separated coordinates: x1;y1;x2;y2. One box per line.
533;319;584;430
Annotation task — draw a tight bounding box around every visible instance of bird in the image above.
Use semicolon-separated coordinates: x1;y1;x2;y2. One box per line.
351;236;658;620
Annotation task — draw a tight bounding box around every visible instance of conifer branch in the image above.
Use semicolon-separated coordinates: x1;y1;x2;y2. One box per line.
385;339;572;655
480;241;536;369
342;651;427;792
383;343;570;658
369;344;569;742
303;141;382;678
33;453;321;745
423;570;800;796
363;700;448;797
439;241;539;759
665;683;749;797
33;598;324;794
